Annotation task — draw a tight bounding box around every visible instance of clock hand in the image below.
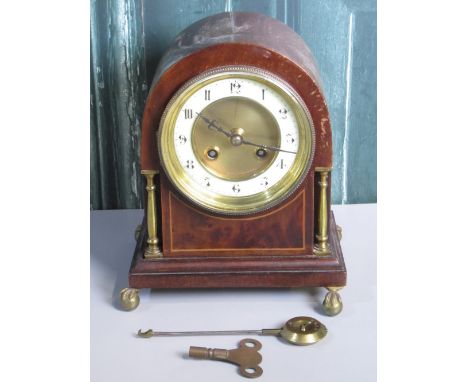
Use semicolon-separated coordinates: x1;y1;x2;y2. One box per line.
197;113;296;154
242;139;297;155
196;113;232;138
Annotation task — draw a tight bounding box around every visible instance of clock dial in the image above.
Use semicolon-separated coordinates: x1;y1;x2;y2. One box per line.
158;67;315;215
192;97;282;182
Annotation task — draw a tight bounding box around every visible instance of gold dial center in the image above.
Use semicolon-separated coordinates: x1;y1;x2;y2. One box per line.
192;97;280;181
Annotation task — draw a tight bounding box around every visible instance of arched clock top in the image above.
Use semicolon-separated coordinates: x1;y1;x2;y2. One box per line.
150;12;323;90
140;12;332;171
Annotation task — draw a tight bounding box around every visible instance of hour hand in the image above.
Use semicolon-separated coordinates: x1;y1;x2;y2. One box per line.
196;113;232;138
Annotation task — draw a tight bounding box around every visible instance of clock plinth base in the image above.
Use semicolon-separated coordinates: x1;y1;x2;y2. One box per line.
126;212;346;310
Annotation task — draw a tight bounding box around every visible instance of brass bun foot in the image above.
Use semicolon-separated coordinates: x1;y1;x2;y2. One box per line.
120;288;140;311
323;287;343;316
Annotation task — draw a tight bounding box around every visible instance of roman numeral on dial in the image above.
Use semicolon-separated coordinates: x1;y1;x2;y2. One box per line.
277;159;288;170
184;109;193;119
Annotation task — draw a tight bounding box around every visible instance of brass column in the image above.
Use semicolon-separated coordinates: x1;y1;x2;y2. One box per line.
142;170;162;259
313;168;331;256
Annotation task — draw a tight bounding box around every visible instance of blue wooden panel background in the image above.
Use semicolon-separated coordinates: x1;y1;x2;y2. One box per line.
90;0;376;209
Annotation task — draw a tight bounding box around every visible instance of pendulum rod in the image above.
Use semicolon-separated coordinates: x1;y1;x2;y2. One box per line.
140;329;264;337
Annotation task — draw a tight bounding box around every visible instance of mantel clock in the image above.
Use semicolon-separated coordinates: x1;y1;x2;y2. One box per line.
120;12;347;315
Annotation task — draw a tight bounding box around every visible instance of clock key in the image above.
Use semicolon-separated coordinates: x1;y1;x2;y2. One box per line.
188;338;263;378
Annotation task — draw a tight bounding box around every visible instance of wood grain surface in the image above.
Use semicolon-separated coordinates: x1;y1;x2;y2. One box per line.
159;172;315;257
129;212;346;288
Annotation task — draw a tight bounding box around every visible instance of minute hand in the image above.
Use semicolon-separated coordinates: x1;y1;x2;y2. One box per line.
196;113;232;138
242;139;297;154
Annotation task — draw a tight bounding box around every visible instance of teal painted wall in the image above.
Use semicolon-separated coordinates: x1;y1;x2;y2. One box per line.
90;0;376;209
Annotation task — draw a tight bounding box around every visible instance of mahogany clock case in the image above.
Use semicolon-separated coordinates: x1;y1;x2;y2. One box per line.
128;12;346;290
129;211;344;289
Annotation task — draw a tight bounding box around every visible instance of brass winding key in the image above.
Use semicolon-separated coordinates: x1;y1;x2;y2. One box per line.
188;338;263;378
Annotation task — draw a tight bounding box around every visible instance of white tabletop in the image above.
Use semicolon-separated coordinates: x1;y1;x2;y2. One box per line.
91;204;376;382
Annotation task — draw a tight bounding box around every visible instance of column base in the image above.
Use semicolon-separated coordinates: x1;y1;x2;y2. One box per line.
144;244;163;259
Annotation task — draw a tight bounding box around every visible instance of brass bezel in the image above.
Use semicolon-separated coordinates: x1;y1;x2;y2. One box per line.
158;66;315;216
